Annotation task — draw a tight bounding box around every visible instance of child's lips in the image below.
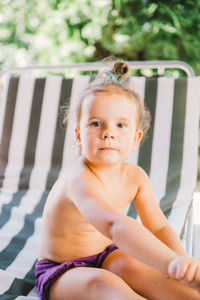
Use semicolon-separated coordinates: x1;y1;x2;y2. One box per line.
99;147;117;150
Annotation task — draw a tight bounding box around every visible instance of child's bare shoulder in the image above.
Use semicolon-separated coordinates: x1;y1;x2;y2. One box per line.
44;158;92;213
125;162;148;181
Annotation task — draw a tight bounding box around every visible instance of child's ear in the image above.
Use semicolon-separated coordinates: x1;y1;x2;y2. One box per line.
131;130;143;151
75;127;82;147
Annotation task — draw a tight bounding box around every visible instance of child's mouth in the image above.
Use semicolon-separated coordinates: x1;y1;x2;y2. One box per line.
99;147;116;151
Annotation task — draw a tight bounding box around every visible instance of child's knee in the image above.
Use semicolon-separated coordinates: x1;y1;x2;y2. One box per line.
88;268;143;299
88;268;119;290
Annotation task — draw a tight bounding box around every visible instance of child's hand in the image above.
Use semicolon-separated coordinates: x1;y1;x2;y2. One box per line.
168;256;200;292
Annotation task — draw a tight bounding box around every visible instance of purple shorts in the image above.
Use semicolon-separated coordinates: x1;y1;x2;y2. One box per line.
35;243;118;300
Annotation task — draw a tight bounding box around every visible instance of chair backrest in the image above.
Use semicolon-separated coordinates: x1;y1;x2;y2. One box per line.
0;74;200;298
1;75;200;228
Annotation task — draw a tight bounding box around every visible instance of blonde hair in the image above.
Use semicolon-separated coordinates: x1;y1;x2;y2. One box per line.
63;59;151;143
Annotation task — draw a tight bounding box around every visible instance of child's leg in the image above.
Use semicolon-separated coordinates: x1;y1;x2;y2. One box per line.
49;266;147;300
102;249;200;300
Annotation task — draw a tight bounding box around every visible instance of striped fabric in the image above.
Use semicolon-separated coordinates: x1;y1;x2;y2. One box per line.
0;75;199;299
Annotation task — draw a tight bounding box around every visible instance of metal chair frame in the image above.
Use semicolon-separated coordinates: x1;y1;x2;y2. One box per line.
0;60;195;79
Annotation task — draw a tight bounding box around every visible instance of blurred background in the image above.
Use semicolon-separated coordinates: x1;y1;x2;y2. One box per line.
0;0;200;174
1;0;200;75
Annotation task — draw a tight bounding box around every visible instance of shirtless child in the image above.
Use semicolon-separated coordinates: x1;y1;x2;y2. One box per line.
35;60;200;300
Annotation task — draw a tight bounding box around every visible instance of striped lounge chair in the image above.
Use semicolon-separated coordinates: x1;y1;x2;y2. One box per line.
0;62;200;299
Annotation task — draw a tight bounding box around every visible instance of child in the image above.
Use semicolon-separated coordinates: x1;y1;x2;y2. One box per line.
35;60;200;300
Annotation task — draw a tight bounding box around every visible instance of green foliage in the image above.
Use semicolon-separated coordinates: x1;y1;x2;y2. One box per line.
0;0;200;75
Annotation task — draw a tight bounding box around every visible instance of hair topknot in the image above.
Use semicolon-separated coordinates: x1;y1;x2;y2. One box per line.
88;58;133;89
112;61;130;81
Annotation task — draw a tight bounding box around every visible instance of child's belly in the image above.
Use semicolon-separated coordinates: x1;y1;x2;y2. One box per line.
61;233;112;261
39;223;113;263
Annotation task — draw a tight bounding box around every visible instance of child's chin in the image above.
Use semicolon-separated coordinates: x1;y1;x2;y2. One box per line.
88;153;122;165
97;157;120;165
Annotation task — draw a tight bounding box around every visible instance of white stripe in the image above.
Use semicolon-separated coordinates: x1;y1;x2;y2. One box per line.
15;289;40;300
150;78;174;203
168;77;200;235
0;269;15;294
180;77;200;191
6;217;42;278
3;76;35;190
0;75;10;145
29;76;62;190
168;189;193;236
192;193;200;258
125;76;146;165
0;189;15;213
61;76;90;171
0;190;43;252
193;192;200;225
15;296;39;300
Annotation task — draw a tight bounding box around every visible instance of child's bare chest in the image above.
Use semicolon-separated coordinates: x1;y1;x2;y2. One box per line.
102;182;137;212
55;184;137;260
67;179;137;237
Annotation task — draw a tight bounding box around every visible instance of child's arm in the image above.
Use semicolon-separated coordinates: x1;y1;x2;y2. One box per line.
133;167;200;292
67;170;178;274
134;167;186;256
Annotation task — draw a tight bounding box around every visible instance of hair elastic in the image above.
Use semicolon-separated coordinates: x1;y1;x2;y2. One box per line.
109;71;121;82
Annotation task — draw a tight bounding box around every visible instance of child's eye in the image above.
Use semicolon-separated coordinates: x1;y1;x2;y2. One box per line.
117;123;127;128
90;121;102;127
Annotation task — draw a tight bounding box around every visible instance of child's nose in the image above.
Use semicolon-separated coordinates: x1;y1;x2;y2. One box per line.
101;128;115;139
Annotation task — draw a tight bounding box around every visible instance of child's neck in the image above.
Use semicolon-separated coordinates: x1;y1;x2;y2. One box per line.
83;157;123;185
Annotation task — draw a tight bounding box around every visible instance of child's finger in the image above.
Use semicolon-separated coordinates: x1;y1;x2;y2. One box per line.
194;266;200;283
168;258;179;277
183;262;197;283
178;259;190;280
187;264;200;290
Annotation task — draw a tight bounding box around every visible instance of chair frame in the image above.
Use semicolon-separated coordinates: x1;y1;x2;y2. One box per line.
0;60;195;80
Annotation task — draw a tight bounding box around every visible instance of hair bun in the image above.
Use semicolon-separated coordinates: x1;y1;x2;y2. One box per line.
113;61;130;81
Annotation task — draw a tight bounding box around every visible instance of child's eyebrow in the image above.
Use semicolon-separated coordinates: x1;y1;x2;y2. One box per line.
88;117;131;122
88;117;100;120
118;117;131;122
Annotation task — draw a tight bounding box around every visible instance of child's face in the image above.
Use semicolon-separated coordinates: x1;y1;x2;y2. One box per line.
75;91;143;166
